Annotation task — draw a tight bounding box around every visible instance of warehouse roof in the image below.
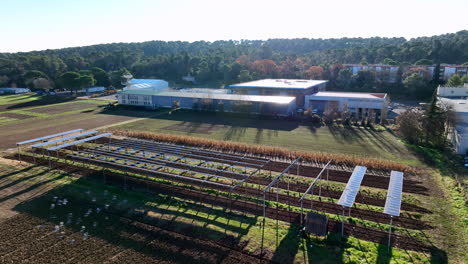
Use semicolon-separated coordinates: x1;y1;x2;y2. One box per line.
309;91;387;100
120;89;295;104
230;79;328;90
128;79;168;84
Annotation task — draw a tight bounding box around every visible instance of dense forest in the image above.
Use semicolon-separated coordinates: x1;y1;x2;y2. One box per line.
0;30;467;99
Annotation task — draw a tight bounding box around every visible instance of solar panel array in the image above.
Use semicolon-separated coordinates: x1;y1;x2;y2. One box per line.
337;166;367;207
31;130;98;148
47;133;112;151
383;171;404;217
16;129;84;145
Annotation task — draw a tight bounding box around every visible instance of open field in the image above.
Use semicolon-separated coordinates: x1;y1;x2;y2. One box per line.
0;95;465;263
0;157;436;264
5;133;456;262
0;95;158;150
111;110;418;165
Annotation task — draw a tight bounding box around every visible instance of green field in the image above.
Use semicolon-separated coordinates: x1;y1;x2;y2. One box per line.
112;110;418;164
0;93;43;105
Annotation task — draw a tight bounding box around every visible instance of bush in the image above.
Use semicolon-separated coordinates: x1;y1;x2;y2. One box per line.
310;114;322;124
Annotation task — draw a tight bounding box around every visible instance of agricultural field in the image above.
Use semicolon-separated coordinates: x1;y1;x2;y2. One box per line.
0;156;436;264
0;94;158;150
2;129;466;263
0;95;466;263
111;110;417;165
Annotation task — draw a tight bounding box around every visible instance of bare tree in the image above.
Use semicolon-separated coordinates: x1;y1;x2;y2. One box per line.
323;101;339;124
396;107;424;144
32;78;52;91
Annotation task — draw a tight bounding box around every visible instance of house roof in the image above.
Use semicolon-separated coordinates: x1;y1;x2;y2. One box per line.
119;89;295;104
230;79;328;90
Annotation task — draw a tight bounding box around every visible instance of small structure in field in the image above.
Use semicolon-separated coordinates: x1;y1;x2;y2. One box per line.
305;212;328;236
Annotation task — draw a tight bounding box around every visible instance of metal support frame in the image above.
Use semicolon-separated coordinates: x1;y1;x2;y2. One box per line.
68;154;234;188
388;216;393;252
299;160;331;226
230;160;271;191
262;157;301;250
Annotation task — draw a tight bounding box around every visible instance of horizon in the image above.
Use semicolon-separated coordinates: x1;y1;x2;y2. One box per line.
2;0;467;53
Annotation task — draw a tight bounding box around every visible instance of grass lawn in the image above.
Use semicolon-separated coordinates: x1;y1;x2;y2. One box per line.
0;93;43;105
112;110;418;165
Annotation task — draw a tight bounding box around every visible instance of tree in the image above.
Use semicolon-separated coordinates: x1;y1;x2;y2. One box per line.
57;72;81;93
396;108;423;144
32;78;52;90
90;67;110;87
461;75;468;84
403;73;431;98
238;70;252;82
333;68;352;90
78;75;96;88
446;74;463;87
24;70;48;89
304;66;324;79
422;96;447;148
414;59;433;65
351;70;376;91
0;75;10;87
382;58;399;65
249;59;279;78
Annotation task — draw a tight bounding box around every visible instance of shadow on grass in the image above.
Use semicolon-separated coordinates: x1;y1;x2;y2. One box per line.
8;175;259;263
100;107;300;132
6;95;77;110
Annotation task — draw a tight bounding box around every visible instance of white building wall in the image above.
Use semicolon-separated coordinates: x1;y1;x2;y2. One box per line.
118;93;152;106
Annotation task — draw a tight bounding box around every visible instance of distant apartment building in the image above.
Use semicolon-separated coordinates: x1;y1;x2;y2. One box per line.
343;64;400;83
440;64;468;80
343;64;467;82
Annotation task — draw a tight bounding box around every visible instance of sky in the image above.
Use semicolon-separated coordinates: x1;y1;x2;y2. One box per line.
1;0;467;53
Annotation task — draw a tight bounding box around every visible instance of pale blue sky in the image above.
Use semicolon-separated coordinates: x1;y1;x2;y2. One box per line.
1;0;467;52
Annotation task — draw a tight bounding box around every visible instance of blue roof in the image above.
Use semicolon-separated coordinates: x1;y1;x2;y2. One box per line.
128;79;167;84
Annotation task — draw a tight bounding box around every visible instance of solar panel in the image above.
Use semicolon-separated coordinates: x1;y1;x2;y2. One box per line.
47;133;112;151
337;166;367;207
383;171;404;217
16;129;84;145
32;131;98;148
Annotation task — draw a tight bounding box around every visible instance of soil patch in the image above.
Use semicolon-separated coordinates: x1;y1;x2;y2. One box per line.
0;112;32;120
0;113;139;150
27;102;98;115
163;122;225;134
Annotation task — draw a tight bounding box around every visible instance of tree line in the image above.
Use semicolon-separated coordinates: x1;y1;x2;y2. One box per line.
0;30;467;98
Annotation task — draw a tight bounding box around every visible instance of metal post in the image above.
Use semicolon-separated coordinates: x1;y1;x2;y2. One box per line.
387;216;393;252
341;207;345;237
300;200;304;226
17;146;21;164
276;181;279;248
327;167;329;185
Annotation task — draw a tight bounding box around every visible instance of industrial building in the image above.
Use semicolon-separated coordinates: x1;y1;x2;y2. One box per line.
117;78;388;118
306;91;389;119
0;88;30;94
118;89;296;116
438;85;468;154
